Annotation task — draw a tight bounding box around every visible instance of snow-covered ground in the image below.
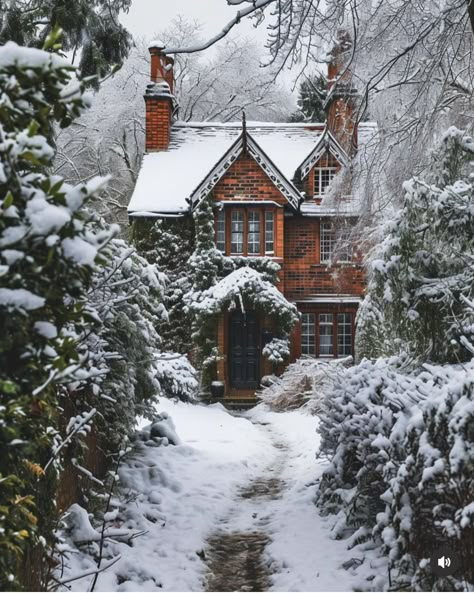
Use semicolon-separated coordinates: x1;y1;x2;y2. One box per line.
59;398;360;592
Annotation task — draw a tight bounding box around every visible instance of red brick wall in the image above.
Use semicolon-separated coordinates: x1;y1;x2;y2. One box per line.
213;153;288;205
284;216;366;300
145;97;171;151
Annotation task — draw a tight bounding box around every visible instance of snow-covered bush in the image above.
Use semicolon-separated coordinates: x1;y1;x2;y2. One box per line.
317;357;427;531
258;357;350;412
376;362;474;590
154;353;199;402
370;128;474;363
0;37;115;588
262;338;291;370
133;217;195;354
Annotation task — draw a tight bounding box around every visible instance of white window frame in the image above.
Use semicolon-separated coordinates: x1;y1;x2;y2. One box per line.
337;313;352;356
314;167;337;196
319;313;334;356
247;211;261;255
301;313;316;356
231;210;244;254
320;222;335;264
216;209;226;253
265;211;275;255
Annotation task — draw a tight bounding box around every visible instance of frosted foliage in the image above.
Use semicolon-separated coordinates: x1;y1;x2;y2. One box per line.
262;338;290;366
317;356;474;590
186;266;299;330
369;128;474;363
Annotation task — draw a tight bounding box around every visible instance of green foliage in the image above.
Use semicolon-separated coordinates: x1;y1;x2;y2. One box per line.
0;37;114;589
290;74;328;122
132;217;195;354
370;128;474;363
0;0;131;81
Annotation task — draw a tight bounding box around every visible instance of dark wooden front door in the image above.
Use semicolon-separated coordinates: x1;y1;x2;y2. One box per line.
229;311;260;389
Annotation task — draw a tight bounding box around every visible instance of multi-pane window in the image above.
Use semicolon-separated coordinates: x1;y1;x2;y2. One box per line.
216;208;275;256
248;211;261;254
320;222;335;264
231;211;244;254
314;167;337;196
320;222;353;264
265;211;275;254
338;313;352;356
319;314;334;356
301;313;316;356
216;210;226;252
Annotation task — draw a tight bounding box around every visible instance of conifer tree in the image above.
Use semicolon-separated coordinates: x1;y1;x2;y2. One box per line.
0;0;131;81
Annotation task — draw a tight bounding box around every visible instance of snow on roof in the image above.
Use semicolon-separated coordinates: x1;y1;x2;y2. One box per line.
128;122;323;216
128;121;378;216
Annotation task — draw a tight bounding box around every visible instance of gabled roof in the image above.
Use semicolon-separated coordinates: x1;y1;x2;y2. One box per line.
191;132;302;210
127;121;378;217
128;122;322;216
298;128;350;179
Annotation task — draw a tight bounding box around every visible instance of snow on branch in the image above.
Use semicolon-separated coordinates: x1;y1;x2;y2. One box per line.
163;0;276;54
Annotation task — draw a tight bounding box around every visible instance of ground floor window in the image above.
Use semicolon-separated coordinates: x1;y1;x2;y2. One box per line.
301;311;353;357
301;313;316;355
337;313;352;356
319;314;334;356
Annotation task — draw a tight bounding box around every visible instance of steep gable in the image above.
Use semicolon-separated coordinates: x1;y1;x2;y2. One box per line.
212;151;289;206
190;133;302;210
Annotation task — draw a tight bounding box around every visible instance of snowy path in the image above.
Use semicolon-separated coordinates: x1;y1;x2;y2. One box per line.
64;399;358;592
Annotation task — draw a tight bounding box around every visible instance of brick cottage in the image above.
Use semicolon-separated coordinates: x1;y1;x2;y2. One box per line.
128;40;377;401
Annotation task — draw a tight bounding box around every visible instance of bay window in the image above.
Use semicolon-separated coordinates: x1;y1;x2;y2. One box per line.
215;208;276;256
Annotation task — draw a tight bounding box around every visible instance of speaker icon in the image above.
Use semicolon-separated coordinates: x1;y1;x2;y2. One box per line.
438;556;451;569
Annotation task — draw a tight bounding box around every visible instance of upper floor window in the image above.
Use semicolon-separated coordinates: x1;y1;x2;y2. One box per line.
216;210;226;252
320;221;352;264
231;211;244;254
216;208;275;256
314;167;337;196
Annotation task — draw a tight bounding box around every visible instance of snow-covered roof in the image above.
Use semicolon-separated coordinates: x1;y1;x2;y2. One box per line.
128;121;378;217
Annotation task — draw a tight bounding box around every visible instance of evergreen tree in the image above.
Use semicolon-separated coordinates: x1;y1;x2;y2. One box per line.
371;127;474;363
0;36;115;588
290;74;327;122
0;0;131;81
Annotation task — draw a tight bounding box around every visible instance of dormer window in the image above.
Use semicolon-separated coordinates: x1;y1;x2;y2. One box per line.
314;167;337;196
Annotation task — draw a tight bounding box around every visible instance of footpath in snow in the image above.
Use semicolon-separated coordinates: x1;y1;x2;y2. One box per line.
60;398;358;592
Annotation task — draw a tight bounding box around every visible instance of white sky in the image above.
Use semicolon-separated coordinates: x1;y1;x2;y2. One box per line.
122;0;267;47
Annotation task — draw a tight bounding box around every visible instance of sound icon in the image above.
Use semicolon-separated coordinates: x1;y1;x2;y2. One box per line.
437;556;451;569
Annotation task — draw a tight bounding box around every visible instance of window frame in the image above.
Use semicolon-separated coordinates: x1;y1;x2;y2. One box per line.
314;166;338;197
215;207;276;257
216;209;226;253
300;311;354;358
301;313;316;356
337;313;353;357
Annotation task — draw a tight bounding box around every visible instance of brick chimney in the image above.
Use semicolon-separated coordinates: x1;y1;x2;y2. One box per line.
326;31;358;154
145;42;175;152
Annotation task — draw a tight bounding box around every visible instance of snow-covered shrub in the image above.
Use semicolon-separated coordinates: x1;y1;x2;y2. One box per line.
376;362;474;590
354;292;387;362
317;357;427;533
154;353;199;402
370;128;474;363
76;237;168;453
258;357;350;412
0;37;115;588
133;216;195;354
262;337;291;370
